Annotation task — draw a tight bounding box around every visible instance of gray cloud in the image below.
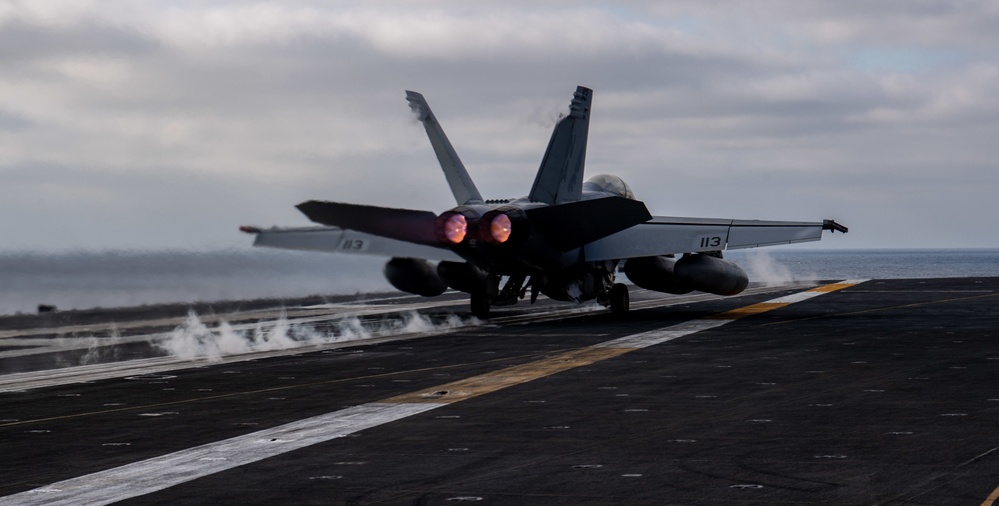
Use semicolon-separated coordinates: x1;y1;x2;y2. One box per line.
0;1;997;250
0;17;157;62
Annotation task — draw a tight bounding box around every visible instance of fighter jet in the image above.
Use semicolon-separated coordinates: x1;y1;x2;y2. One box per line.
241;86;847;317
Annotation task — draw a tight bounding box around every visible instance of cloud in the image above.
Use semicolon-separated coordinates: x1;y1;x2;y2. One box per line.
0;1;997;250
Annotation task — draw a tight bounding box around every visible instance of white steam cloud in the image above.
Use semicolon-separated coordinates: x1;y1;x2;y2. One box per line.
79;326;123;365
740;250;816;286
155;310;475;362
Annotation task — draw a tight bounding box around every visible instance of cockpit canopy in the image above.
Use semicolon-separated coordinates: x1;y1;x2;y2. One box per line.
582;174;635;199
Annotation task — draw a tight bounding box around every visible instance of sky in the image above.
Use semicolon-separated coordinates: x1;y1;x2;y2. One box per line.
1;0;997;251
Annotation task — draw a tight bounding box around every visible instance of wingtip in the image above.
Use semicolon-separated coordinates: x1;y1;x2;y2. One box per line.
823;219;849;233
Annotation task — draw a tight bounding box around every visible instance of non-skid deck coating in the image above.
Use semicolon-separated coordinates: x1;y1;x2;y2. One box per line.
1;279;998;505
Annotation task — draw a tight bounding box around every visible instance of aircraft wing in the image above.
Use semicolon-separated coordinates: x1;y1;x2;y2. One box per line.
583;216;847;261
241;226;463;262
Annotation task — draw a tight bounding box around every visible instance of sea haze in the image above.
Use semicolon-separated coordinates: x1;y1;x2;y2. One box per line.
1;249;997;316
727;249;999;285
0;249;390;316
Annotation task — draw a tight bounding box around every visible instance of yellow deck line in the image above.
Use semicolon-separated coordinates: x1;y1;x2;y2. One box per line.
982;484;999;506
707;302;790;320
385;347;634;404
808;282;856;293
387;280;864;404
0;281;868;506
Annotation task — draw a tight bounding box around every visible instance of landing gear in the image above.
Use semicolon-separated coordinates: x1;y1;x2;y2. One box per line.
609;283;630;315
470;292;490;319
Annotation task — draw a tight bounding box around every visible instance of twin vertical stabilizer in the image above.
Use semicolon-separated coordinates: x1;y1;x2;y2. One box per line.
528;86;592;204
406;91;483;205
407;86;593;207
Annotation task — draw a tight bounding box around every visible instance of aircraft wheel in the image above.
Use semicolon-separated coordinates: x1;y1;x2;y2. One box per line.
470;292;491;319
610;283;630;315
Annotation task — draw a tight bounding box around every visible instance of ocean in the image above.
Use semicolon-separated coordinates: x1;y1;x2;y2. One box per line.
1;249;997;316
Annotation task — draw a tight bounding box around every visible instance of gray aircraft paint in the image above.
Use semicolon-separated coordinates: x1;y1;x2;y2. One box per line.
528;86;592;205
406;91;483;205
244;86;845;314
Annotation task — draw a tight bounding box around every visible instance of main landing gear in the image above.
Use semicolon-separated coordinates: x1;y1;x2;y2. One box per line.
469;280;630;319
609;283;630;315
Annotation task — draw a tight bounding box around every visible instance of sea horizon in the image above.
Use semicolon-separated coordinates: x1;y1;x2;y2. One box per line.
1;248;997;316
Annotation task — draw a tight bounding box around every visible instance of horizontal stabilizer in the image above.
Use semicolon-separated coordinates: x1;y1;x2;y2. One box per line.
525;196;651;251
297;201;439;246
242;225;461;261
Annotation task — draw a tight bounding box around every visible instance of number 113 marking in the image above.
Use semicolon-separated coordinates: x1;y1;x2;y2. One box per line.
698;236;723;248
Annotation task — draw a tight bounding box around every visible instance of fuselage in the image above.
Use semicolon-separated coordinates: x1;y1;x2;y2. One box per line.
434;174;636;303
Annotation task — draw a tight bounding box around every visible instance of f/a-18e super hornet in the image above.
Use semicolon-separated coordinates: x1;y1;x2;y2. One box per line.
242;86;847;317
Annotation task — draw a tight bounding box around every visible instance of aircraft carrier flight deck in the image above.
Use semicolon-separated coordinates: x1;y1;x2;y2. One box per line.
1;278;997;505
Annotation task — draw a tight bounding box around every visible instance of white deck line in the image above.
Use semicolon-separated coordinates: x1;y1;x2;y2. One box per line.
0;281;865;505
0;285;803;393
0;403;440;506
597;319;733;349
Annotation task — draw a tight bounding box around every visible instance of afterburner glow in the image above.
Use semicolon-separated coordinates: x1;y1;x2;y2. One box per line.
489;214;512;243
443;214;467;244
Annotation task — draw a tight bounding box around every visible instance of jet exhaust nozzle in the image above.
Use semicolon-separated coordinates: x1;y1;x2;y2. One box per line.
435;211;469;245
478;207;529;246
